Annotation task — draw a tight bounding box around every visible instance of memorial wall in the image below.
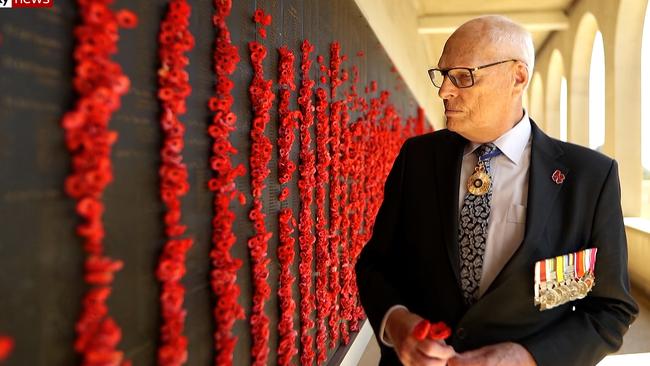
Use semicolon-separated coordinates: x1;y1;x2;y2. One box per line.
0;0;431;364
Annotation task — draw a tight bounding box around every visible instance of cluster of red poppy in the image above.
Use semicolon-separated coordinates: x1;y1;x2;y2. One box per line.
364;80;378;94
296;39;317;366
337;65;362;340
347;66;360;112
314;84;332;365
277;47;298;187
277;208;298;365
336;63;364;345
247;12;275;365
0;336;13;362
209;0;247;365
356;92;398;331
347;102;374;333
326;106;342;350
329;42;348;98
276;46;299;365
57;3;433;364
337;104;353;346
358;92;399;329
317;54;328;85
405;106;434;138
61;1;136;365
252;8;272;39
155;1;195;365
350;65;368;112
326;42;345;350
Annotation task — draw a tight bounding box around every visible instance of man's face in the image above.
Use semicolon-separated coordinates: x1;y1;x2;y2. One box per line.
437;35;517;142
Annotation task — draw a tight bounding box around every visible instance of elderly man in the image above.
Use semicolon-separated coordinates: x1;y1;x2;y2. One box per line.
355;15;638;366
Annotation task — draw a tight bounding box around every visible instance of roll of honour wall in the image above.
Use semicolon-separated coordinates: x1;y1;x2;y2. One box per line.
0;0;432;365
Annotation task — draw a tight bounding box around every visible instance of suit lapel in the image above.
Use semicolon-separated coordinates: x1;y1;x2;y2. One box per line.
482;119;569;296
435;132;467;288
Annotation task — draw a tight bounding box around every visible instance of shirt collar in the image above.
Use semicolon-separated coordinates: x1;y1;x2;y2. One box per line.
464;110;531;166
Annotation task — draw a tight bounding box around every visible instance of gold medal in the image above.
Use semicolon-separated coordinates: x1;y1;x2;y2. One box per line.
541;288;558;309
554;285;566;304
568;280;580;301
467;162;491;196
576;279;588;299
540;278;557;309
560;283;572;303
583;273;595;290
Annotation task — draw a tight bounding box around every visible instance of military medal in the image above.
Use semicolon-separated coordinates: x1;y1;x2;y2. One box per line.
535;257;557;309
555;255;569;304
582;248;597;292
577;248;596;298
549;259;563;308
467;148;501;196
564;253;578;301
534;261;541;305
534;248;598;311
467;162;491;196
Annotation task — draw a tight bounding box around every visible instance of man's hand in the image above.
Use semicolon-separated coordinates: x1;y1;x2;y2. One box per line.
448;342;536;366
385;308;456;365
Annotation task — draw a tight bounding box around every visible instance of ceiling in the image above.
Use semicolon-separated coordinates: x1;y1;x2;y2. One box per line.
409;0;576;68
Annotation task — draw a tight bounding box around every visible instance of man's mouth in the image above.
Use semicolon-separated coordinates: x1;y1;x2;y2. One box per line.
444;103;462;113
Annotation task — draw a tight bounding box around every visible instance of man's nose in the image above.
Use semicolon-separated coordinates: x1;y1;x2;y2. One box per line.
438;75;458;100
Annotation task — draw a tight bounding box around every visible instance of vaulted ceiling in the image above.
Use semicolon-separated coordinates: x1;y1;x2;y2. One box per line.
410;0;575;66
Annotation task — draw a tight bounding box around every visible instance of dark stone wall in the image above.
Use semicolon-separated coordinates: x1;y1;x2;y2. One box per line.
0;0;424;364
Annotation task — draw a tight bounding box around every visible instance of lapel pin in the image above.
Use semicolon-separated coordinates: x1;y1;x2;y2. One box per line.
552;169;565;184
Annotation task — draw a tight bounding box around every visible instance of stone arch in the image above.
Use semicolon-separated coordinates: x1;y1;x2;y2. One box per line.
546;49;565;139
612;0;648;215
529;72;545;129
569;12;599;146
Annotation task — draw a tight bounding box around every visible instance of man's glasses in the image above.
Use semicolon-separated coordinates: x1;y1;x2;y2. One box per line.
428;59;520;88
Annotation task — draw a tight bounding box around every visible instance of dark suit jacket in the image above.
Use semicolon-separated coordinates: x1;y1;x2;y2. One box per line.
355;119;639;366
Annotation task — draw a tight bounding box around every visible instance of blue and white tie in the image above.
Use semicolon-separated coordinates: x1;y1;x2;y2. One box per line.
458;143;501;305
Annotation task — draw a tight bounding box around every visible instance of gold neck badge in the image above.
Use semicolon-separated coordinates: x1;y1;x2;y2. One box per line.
467;161;491;196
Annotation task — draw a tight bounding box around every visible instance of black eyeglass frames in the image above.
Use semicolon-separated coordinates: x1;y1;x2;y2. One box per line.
427;59;521;88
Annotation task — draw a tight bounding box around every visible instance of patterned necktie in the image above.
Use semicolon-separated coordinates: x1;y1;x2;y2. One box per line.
458;143;501;305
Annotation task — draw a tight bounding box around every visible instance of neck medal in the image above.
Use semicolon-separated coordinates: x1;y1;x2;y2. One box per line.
467;161;491;196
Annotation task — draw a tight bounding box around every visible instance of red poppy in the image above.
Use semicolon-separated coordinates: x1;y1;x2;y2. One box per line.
412;320;431;341
0;336;14;361
115;10;138;29
428;321;452;340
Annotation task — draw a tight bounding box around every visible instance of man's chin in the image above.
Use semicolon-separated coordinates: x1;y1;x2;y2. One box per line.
445;117;463;132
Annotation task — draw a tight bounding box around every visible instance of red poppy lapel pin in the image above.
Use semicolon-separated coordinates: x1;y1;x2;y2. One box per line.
552;169;565;184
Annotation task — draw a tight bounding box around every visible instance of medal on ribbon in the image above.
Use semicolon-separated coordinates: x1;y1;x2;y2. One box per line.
467;163;491;196
534;248;598;310
466;148;500;196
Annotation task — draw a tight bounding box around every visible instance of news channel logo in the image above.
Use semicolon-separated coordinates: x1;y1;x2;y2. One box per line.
0;0;54;8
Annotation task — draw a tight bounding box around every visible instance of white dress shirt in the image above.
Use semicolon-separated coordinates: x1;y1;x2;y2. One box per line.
378;111;532;347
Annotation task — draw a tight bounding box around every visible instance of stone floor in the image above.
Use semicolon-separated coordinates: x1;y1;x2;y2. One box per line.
358;285;650;365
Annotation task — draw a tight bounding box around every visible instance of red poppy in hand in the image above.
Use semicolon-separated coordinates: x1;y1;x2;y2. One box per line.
412;320;431;341
411;320;452;341
428;321;452;340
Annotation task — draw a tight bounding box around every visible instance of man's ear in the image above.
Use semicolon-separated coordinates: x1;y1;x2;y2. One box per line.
513;63;529;93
